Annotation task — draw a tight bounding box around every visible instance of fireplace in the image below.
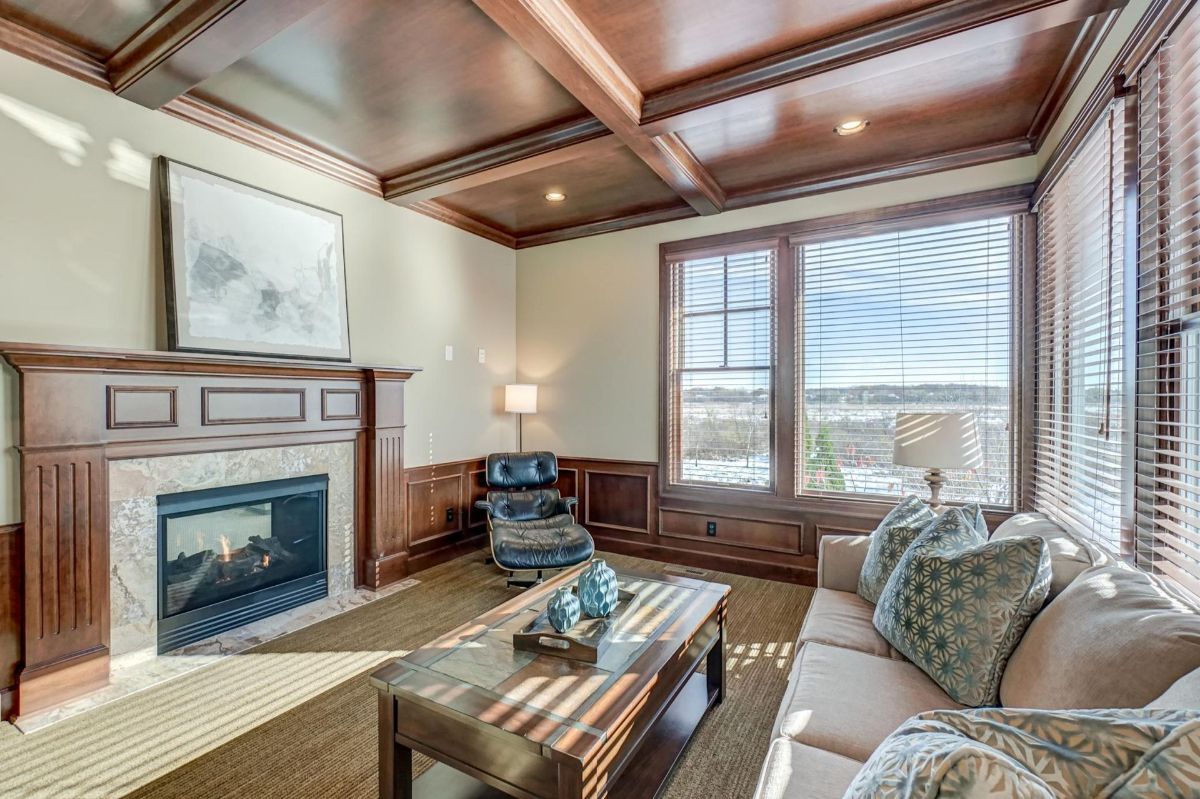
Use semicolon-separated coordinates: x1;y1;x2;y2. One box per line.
157;475;329;653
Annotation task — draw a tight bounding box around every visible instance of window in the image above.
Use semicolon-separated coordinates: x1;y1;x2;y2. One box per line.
665;247;776;488
1135;5;1200;595
661;191;1027;505
1031;101;1128;551
798;217;1015;505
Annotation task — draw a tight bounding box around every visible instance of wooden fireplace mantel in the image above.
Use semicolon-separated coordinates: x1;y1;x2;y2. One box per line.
0;342;421;717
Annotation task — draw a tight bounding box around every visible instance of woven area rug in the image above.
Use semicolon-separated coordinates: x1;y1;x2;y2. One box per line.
0;550;812;798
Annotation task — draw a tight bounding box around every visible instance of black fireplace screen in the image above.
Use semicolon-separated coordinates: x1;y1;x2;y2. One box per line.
157;475;328;653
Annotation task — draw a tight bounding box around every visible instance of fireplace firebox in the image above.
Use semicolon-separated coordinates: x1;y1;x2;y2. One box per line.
157;475;329;653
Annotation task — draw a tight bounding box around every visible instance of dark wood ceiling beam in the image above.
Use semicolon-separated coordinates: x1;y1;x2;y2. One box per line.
407;201;517;249
383;118;616;204
107;0;330;109
724;138;1035;210
0;17;110;89
471;0;725;216
640;0;1128;136
1027;9;1120;148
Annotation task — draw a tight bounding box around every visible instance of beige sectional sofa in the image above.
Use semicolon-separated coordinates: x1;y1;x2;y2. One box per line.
752;512;1200;799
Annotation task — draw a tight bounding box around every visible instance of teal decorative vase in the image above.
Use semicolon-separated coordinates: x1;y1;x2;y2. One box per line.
578;559;619;618
547;586;581;633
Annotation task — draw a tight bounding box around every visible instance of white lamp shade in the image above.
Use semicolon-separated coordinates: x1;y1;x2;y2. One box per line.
504;384;538;414
893;412;982;470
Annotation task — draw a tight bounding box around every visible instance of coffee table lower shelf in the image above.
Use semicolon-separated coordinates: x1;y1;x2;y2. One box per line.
407;672;719;799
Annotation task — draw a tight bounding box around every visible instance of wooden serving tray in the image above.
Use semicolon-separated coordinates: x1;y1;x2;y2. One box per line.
513;586;637;664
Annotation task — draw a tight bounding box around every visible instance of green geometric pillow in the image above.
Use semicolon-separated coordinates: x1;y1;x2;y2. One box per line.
873;508;1050;706
857;495;937;604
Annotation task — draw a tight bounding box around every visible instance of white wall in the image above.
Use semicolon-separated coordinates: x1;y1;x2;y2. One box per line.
0;50;517;525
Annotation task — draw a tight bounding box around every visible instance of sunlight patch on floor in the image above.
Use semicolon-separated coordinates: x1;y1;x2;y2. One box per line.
0;649;405;799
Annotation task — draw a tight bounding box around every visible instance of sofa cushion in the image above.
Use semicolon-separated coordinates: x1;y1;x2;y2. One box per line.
1001;563;1200;709
874;508;1050;707
799;588;902;660
992;512;1109;600
857;495;937;604
844;707;1200;799
752;738;863;799
776;642;963;762
1147;667;1200;710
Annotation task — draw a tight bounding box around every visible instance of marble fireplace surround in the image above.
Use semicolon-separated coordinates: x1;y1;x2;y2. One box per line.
10;441;424;732
108;442;357;665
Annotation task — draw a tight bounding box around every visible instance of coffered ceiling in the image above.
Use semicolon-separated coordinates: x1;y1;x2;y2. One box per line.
0;0;1126;248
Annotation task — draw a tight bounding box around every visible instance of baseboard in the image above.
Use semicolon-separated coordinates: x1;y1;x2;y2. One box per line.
17;645;109;717
407;533;488;574
361;551;409;590
1;686;14;722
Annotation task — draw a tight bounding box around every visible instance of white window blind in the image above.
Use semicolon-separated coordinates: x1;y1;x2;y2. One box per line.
667;248;776;488
1032;100;1128;551
798;217;1014;505
1135;5;1200;595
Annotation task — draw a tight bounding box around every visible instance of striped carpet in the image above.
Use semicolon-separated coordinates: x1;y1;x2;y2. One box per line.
0;551;813;799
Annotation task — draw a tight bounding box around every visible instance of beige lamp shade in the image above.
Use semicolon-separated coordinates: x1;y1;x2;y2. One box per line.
893;412;982;469
504;384;538;414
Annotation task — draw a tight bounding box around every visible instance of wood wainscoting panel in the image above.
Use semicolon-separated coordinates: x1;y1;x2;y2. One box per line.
20;447;109;714
106;385;177;429
584;470;651;534
321;388;361;421
660;509;802;554
0;523;22;721
403;458;488;574
407;474;464;546
201;386;307;425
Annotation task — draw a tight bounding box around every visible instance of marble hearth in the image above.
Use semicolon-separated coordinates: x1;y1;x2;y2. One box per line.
14;442;418;733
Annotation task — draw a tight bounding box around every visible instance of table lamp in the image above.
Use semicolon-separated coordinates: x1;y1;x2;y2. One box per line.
893;412;982;506
505;384;538;451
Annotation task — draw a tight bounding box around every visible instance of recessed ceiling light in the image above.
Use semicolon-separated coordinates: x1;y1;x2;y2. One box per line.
544;191;567;202
835;119;869;136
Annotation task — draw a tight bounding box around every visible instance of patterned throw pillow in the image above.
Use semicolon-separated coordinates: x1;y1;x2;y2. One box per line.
845;707;1200;799
857;495;937;604
873;508;1050;706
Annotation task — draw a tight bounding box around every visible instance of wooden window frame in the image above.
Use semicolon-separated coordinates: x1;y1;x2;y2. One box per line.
658;185;1034;513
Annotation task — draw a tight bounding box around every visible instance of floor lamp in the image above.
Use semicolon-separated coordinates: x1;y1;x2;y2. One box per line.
893;412;982;507
505;384;538;452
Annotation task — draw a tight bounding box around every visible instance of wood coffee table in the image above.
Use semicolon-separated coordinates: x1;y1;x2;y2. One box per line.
371;565;730;799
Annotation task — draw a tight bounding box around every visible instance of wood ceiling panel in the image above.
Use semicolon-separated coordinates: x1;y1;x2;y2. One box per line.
679;23;1082;195
564;0;943;92
436;145;692;236
0;0;173;59
189;0;591;175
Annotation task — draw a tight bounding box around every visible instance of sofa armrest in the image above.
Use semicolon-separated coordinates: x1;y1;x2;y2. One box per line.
473;500;494;515
556;497;578;516
818;534;871;592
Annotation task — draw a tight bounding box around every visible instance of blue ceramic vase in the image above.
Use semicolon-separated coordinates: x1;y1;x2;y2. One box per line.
578;559;619;618
547;586;581;633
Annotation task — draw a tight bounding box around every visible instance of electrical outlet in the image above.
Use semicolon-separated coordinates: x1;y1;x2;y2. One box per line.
444;345;454;361
477;348;486;364
706;520;717;536
446;507;455;523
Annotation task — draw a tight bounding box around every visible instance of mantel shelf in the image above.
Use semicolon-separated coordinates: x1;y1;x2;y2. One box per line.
0;341;422;380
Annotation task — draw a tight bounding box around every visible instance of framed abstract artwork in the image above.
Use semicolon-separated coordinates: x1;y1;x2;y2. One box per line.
157;157;352;361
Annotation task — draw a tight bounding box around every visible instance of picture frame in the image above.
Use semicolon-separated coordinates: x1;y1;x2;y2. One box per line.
157;156;352;362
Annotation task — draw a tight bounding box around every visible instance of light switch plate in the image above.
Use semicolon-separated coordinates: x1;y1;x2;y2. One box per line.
477;348;486;364
444;345;454;361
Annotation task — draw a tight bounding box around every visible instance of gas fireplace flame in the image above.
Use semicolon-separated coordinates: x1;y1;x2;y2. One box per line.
261;553;270;568
219;534;232;559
